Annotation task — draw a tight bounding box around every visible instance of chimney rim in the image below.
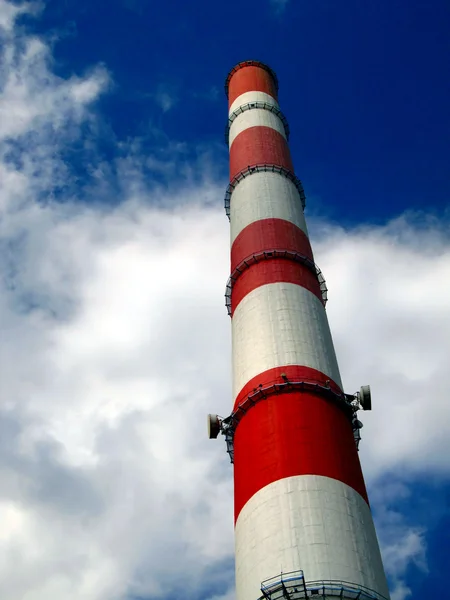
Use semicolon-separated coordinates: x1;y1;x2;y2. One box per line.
224;60;279;98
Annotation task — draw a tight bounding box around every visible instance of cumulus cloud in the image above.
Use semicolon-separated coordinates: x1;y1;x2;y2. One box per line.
384;528;427;600
1;2;449;599
1;4;233;599
0;14;109;139
0;0;40;31
312;215;450;479
310;214;450;596
367;482;428;600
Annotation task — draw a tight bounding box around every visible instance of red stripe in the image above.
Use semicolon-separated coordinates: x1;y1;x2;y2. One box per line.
230;127;293;182
233;365;343;410
231;219;313;272
234;391;368;521
228;66;278;108
231;260;322;315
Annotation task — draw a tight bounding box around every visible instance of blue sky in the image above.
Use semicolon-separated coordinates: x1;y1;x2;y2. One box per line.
0;1;449;599
23;0;450;224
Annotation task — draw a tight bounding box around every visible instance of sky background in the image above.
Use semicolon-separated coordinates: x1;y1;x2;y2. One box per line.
0;1;449;599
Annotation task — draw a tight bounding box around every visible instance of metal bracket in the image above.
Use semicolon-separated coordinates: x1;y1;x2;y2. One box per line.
224;164;306;220
224;250;328;315
208;384;372;457
225;101;290;144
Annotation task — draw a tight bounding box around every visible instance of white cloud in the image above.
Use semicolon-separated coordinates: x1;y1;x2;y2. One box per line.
0;32;109;139
0;0;40;31
0;3;449;599
367;480;428;599
312;215;450;480
0;6;233;599
376;508;427;599
385;528;427;577
310;215;450;594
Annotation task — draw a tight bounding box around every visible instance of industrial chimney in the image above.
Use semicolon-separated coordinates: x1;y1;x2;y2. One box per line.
208;60;390;600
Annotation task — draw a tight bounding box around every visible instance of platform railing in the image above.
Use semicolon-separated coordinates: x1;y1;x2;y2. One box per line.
258;571;389;600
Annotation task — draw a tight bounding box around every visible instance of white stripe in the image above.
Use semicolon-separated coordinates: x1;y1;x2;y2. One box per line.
229;91;279;116
229;109;286;148
235;475;390;600
232;283;342;400
230;171;308;245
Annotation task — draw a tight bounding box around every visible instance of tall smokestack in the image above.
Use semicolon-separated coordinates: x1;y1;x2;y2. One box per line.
208;60;390;600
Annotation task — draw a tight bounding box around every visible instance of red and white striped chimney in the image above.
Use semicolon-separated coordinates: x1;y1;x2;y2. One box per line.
212;61;391;600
